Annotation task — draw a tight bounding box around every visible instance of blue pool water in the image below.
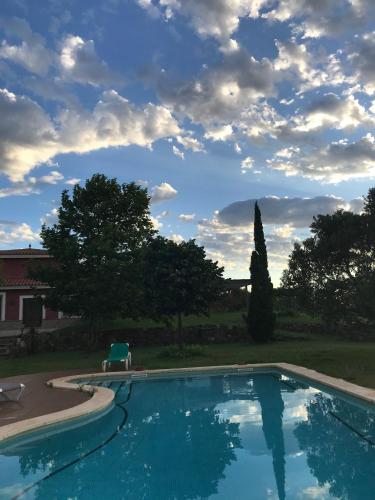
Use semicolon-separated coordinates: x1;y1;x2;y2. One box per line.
1;371;375;499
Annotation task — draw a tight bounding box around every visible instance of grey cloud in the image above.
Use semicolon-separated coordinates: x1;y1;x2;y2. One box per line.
0;17;54;76
218;195;362;228
137;0;270;42
349;31;375;95
0;87;180;181
59;34;121;87
269;134;375;182
291;93;375;131
154;48;277;128
265;0;375;39
151;182;178;203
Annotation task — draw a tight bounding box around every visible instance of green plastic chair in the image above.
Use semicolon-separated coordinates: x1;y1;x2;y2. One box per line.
102;343;132;372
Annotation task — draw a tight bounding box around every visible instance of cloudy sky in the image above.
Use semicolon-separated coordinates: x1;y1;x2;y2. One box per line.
0;0;374;283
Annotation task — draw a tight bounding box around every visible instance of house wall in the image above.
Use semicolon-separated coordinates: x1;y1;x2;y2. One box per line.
0;256;60;321
3;289;58;321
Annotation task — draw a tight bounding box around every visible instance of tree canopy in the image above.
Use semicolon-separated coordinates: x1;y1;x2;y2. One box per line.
248;202;274;342
281;187;375;328
32;174;155;338
142;236;224;348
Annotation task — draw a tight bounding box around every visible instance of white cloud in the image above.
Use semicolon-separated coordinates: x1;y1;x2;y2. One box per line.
151;182;178;203
176;134;205;152
41;207;58;226
59;34;119;86
0;88;180;181
0;183;37;199
276;146;300;158
172;145;184;159
273;39;348;92
136;0;160;18
273;223;294;238
292;93;375;132
65;178;81;185
37;171;64;184
139;1;269;43
0;222;39;245
0;171;65;198
274;38;311;78
179;213;195;222
170;233;184;243
204;124;233;141
268;134;375;182
150;215;163;230
241;156;254;173
58;89;181;154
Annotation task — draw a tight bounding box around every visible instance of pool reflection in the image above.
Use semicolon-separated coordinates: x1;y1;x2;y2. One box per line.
1;373;375;499
294;393;375;500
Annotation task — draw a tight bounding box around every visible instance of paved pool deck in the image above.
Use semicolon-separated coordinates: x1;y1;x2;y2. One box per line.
0;370;93;427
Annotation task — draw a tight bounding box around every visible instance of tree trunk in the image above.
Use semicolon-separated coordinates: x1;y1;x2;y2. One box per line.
177;311;184;350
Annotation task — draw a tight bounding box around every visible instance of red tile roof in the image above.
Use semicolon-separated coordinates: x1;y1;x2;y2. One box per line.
0;248;49;257
1;278;48;287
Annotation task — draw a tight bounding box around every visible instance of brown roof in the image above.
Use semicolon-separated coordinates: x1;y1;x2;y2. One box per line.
0;248;49;257
1;278;48;287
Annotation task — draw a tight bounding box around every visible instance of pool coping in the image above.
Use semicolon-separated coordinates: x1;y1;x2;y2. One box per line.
1;362;375;444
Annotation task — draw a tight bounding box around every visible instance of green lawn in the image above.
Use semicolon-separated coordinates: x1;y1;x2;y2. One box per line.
2;336;375;389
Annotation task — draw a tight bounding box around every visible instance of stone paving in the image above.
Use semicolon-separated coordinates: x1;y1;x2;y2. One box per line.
0;369;92;427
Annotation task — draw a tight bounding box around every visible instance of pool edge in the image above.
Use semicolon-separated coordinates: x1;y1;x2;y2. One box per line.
1;362;375;444
0;380;114;444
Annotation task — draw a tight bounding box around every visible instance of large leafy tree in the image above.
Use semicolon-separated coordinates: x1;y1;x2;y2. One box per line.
281;188;375;328
247;202;274;342
32;174;154;341
142;237;224;349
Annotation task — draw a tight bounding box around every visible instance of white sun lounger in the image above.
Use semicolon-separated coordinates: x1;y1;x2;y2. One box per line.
0;383;25;401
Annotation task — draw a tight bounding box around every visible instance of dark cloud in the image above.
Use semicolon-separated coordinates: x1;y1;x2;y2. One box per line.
349;31;375;95
218;195;362;227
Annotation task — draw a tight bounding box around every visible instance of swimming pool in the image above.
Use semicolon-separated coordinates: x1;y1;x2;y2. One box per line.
1;369;375;499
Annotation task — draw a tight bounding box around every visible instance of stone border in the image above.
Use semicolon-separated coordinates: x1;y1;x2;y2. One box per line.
1;362;375;444
0;380;114;444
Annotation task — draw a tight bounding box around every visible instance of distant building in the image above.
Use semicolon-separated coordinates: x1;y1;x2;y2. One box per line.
224;278;251;290
0;247;61;323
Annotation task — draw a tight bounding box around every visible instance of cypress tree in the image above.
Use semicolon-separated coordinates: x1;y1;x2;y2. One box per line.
248;201;275;342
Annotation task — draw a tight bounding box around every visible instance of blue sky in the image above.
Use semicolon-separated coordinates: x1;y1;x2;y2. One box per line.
0;0;374;283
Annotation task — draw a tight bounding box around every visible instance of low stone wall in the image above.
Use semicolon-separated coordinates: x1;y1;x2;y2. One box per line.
99;325;247;348
279;320;375;340
10;324;248;354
